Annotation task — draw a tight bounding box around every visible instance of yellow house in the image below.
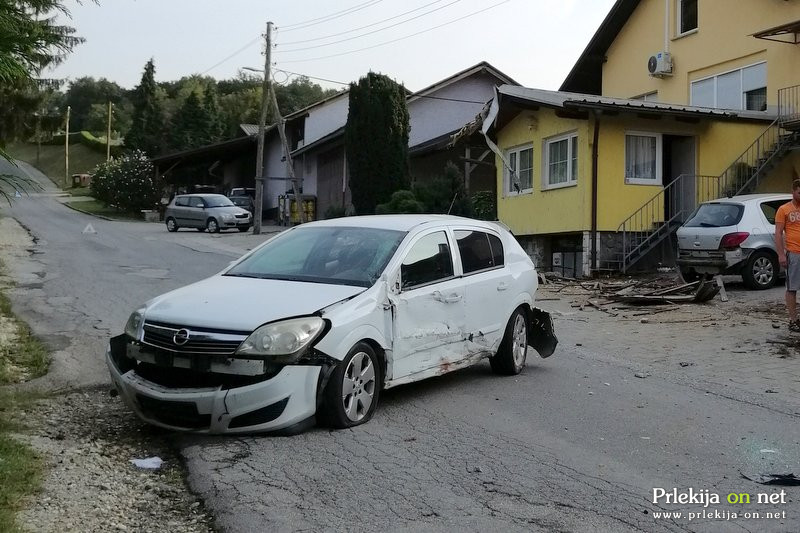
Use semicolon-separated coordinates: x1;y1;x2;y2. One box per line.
487;0;800;276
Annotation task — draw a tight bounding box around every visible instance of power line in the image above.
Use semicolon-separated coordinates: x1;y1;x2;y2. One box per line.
276;0;512;64
279;0;386;32
274;68;489;104
201;37;261;75
278;0;462;53
279;0;454;46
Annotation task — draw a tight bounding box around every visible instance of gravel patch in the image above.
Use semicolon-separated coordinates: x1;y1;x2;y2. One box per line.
17;388;215;533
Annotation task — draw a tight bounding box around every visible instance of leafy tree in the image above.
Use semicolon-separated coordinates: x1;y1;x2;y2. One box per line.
375;190;424;214
345;72;410;215
470;191;497;220
412;161;472;216
201;86;224;142
84;99;132;138
0;0;85;84
168;91;206;152
126;59;165;156
63;76;126;131
90;150;160;212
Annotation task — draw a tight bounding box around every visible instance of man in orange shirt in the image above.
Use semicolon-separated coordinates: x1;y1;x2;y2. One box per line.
775;179;800;331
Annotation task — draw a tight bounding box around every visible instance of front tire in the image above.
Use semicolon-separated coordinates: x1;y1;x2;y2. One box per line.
165;217;178;232
742;250;777;290
206;218;220;233
490;307;528;375
319;342;381;429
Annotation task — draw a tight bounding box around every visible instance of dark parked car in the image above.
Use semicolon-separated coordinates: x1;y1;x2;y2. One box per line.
164;194;252;233
229;195;255;213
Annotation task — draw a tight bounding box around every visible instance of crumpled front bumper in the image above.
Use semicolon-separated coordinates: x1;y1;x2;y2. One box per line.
528;307;557;358
106;336;320;434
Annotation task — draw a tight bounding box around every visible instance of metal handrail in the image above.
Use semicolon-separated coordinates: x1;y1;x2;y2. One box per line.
779;85;800;126
618;174;720;271
717;117;783;196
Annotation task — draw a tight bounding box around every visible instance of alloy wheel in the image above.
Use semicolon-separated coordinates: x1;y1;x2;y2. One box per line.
753;256;773;287
342;351;376;422
512;313;527;367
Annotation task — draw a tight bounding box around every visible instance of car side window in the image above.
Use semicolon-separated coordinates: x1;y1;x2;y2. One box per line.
488;234;504;267
454;230;495;274
175;197;188;207
192;198;205;208
401;231;454;290
761;200;786;226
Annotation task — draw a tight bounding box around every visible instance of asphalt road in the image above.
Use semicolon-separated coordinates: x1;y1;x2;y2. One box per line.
4;166;799;532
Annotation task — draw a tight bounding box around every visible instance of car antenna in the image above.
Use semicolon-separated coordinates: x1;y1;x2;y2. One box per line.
447;192;458;215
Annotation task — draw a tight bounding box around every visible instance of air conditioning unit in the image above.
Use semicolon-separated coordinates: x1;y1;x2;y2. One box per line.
647;51;673;77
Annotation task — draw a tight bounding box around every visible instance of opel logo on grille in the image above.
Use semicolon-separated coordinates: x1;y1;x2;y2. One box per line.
173;329;190;346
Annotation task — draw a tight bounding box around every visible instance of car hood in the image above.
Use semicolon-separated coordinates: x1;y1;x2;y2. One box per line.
209;206;250;216
143;276;365;332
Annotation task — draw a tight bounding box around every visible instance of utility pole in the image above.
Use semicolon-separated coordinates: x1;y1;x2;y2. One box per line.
35;112;42;166
64;105;71;188
270;89;306;224
106;101;113;162
253;22;272;235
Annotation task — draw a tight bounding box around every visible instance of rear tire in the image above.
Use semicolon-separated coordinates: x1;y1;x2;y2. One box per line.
318;342;381;429
742;250;777;290
206;218;220;234
165;217;178;232
680;268;700;283
490;307;528;375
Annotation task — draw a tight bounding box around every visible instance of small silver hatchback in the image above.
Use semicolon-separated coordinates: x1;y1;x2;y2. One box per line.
165;194;252;233
676;193;791;289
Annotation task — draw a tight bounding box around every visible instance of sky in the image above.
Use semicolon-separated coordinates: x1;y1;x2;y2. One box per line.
51;0;617;92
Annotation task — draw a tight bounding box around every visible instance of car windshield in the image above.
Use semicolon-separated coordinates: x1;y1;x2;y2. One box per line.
225;226;407;287
684;203;744;228
204;195;234;208
230;197;250;206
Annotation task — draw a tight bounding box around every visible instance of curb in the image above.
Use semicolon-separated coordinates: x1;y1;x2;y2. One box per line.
61;201;120;222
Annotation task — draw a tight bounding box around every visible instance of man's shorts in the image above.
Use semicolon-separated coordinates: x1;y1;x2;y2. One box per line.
787;251;800;291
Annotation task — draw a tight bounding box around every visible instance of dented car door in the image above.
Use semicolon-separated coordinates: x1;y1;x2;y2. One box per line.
389;230;466;379
453;229;512;357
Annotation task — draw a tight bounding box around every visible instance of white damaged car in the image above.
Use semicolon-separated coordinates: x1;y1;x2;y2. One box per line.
107;215;557;434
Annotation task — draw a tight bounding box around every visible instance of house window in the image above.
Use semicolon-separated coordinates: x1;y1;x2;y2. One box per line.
677;0;697;35
690;62;767;111
625;133;662;185
544;133;578;188
504;144;533;195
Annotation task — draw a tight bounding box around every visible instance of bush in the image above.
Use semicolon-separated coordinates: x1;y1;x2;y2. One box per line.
412;161;472;217
470;191;496;220
90;150;160;213
375;190;425;214
324;205;347;219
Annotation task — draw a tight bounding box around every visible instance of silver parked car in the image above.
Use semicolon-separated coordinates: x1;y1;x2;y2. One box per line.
165;194;252;233
676;193;791;289
107;215;558;434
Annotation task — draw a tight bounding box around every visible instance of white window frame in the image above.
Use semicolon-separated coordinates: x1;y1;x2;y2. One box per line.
542;132;578;190
689;61;767;110
625;131;663;186
632;91;658;102
503;143;534;196
676;0;698;36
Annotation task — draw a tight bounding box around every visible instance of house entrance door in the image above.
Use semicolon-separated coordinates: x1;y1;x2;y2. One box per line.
663;135;696;224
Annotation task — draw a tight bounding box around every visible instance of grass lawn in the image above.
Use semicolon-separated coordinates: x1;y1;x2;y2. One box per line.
0;390;43;533
67;186;93;197
0;261;49;531
63;199;142;221
6;142;106;187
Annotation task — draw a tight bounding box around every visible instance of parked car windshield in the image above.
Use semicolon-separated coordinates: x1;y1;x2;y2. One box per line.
230;197;251;207
683;203;744;228
204;195;235;208
225;226;407;287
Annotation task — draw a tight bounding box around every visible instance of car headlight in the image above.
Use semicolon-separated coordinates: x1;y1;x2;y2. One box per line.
235;316;326;363
124;307;146;341
221;213;234;221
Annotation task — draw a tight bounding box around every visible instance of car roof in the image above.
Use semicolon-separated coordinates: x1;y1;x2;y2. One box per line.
177;193;226;199
703;193;792;205
300;215;504;233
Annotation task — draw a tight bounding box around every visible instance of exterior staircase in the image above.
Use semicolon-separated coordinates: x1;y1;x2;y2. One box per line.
615;85;800;274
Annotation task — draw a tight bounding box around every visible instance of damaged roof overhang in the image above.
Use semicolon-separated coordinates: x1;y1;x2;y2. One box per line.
752;19;800;45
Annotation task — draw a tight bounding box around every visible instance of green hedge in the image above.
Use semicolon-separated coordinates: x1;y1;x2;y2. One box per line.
40;131;124;157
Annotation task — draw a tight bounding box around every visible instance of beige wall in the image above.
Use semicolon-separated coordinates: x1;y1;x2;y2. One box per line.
602;0;800;106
